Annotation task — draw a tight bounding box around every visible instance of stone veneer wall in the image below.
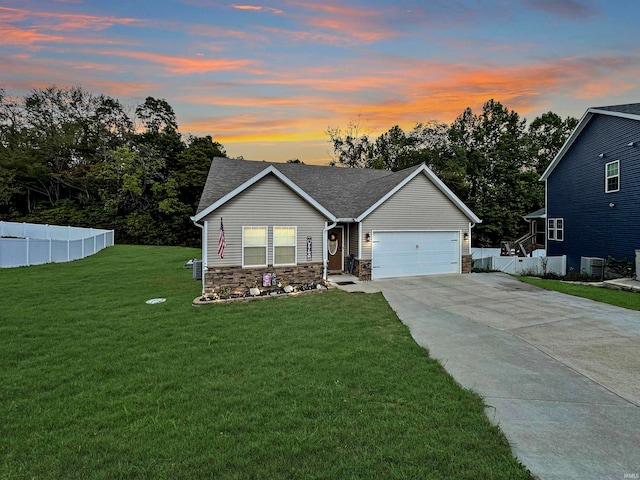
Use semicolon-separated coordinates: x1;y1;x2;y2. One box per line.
204;263;323;293
353;259;372;281
462;254;472;274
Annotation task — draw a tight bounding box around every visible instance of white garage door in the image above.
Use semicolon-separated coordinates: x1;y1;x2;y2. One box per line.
372;231;460;279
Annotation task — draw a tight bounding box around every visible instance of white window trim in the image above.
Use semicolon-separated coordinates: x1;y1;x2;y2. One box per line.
548;218;564;242
242;226;268;268
605;160;620;193
273;226;297;266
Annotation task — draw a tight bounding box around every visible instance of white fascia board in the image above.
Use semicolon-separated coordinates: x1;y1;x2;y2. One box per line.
356;164;481;224
587;108;640;122
193;165;337;222
539;107;640;182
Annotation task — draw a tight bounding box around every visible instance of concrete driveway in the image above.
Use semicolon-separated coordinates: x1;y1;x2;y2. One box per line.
376;273;640;480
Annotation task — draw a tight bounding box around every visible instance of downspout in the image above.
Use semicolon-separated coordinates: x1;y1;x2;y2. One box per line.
544;178;548;256
468;222;476;272
190;216;206;295
323;220;338;280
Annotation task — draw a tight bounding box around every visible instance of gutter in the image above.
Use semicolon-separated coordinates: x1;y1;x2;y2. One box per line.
190;216;206;295
323;221;338;280
322;218;356;280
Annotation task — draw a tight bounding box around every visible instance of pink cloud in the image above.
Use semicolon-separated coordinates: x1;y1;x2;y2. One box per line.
0;24;133;46
95;49;262;74
232;4;284;14
0;6;141;32
177;53;640;151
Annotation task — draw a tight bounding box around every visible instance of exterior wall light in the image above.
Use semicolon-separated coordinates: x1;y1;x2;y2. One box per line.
463;232;469;240
365;233;371;242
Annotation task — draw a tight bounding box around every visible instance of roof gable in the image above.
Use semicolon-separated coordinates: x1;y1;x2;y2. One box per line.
356;164;481;223
193;163;336;222
540;103;640;181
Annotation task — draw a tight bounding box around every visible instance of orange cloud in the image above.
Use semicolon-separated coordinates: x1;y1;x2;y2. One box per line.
0;25;65;45
0;24;133;46
232;4;283;14
177;53;640;157
95;49;262;74
182;115;314;142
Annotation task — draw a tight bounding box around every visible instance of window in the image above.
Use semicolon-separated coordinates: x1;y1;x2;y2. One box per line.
548;218;563;241
605;160;620;193
273;227;297;265
243;227;267;267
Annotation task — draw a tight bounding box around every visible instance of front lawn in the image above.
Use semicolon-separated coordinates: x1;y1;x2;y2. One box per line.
1;245;531;479
517;276;640;311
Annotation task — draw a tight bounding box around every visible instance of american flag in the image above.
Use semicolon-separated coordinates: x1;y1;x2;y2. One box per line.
217;218;225;258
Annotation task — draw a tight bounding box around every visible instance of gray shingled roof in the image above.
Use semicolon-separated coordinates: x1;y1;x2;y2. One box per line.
592;103;640;116
196;157;423;218
523;207;545;220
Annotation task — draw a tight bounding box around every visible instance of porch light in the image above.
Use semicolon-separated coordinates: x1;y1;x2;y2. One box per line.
365;232;371;242
463;232;469;241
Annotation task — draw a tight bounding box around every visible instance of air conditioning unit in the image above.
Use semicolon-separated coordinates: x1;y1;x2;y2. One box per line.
581;257;604;279
193;259;203;280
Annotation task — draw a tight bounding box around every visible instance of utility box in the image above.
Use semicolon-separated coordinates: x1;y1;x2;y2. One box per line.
580;257;604;279
193;259;203;280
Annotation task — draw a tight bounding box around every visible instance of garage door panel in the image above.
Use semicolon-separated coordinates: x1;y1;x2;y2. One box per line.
372;231;460;279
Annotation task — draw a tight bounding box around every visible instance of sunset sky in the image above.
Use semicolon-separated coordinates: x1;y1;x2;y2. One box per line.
2;0;640;164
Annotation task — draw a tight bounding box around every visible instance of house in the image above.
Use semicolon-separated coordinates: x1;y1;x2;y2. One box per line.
191;157;481;293
540;103;640;273
500;208;546;257
523;207;546;251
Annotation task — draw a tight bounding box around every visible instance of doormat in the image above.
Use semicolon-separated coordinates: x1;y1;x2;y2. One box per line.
336;281;356;285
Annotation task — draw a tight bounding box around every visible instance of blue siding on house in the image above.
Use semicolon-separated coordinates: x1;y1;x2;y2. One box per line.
547;114;640;272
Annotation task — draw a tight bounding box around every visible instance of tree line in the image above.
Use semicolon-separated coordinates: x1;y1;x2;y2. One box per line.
0;86;225;247
1;86;577;248
327;99;578;246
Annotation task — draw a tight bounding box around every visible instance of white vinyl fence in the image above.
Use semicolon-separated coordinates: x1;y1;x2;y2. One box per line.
471;247;546;259
0;221;114;268
473;255;566;276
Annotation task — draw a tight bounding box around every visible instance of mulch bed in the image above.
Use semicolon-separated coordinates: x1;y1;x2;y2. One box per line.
192;286;329;306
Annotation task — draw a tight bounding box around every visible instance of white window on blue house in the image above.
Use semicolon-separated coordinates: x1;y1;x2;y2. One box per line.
243;226;267;267
548;218;563;241
605;160;620;193
273;226;297;266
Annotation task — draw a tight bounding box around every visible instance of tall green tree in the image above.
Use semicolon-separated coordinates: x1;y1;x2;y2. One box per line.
450;100;534;245
527;112;578;175
326;119;373;168
0;86;228;247
176;135;226;210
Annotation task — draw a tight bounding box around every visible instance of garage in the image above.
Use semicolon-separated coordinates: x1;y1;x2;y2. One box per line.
371;231;461;279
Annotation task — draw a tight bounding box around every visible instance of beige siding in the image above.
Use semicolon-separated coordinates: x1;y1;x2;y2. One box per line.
349;222;359;257
203;174;328;267
361;173;471;258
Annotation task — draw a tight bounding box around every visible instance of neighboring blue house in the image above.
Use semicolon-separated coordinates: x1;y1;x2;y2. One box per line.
540;103;640;274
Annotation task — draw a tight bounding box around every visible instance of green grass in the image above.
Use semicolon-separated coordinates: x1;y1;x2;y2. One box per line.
1;245;532;479
517;276;640;311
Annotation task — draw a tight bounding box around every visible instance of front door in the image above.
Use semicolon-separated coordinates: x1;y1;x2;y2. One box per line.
327;227;343;272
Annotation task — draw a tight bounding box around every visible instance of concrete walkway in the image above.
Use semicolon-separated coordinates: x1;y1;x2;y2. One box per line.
333;273;640;480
